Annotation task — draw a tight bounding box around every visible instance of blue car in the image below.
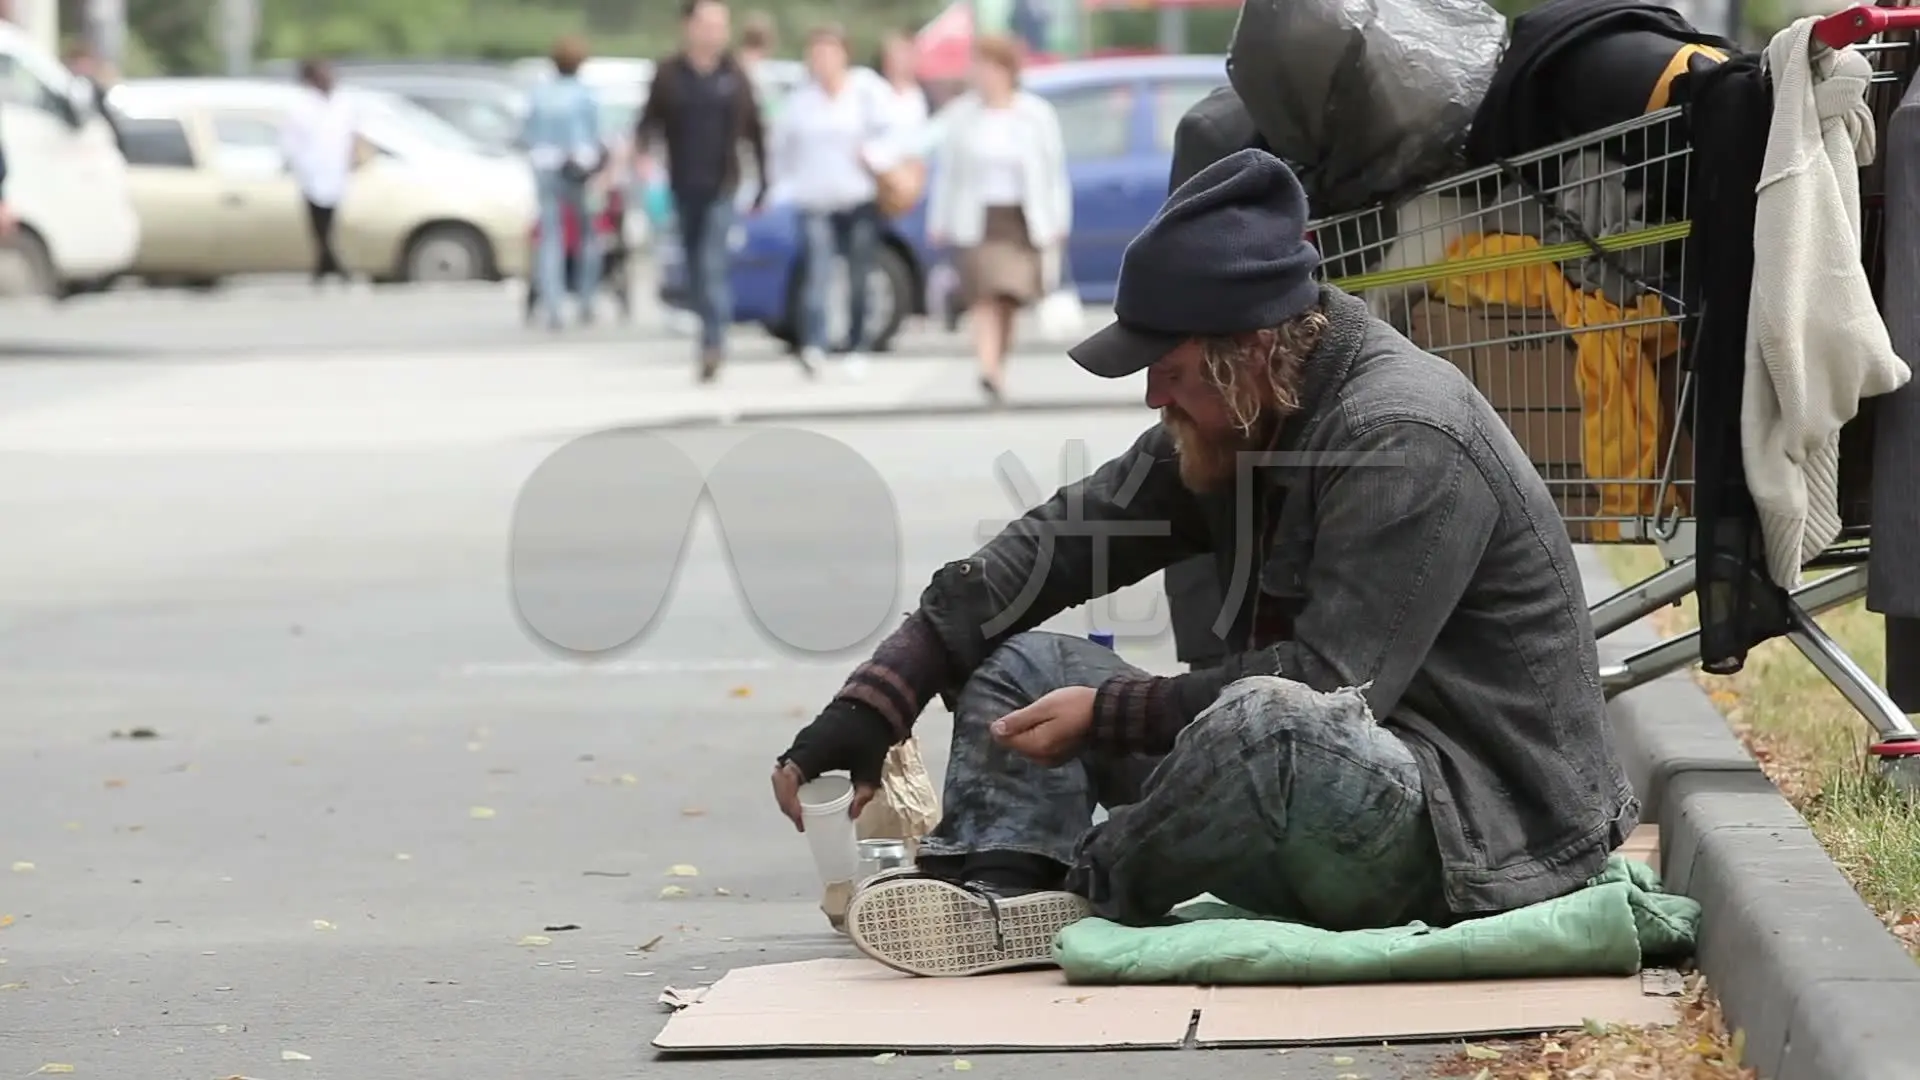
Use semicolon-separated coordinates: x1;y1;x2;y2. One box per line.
658;55;1228;350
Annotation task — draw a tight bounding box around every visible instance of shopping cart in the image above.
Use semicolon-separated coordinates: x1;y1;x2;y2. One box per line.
1306;3;1920;783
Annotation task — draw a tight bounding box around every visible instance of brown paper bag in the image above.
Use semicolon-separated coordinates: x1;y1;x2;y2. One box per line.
821;737;943;932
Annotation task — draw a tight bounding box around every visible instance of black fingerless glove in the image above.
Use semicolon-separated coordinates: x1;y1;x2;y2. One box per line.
778;700;895;787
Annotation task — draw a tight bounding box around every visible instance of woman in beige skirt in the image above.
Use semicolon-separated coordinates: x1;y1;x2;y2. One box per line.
925;35;1072;404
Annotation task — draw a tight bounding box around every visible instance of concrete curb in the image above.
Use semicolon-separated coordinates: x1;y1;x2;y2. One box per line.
1591;553;1920;1079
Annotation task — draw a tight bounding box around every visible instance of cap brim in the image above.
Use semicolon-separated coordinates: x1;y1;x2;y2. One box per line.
1067;320;1186;379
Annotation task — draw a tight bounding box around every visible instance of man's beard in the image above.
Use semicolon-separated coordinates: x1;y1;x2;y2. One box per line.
1163;407;1261;493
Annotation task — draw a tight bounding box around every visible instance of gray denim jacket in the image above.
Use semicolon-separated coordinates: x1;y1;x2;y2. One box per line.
915;286;1639;915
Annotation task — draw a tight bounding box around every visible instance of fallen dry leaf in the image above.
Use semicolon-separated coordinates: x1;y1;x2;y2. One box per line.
714;887;732;896
469;807;496;820
34;1066;75;1075
311;920;335;931
680;806;706;817
1;982;25;990
952;1061;972;1071
517;935;552;947
1;915;14;928
872;1052;897;1063
637;935;664;951
1332;1056;1355;1066
660;885;690;898
103;779;125;788
729;686;752;698
667;864;699;878
1463;1045;1503;1060
280;1049;312;1061
12;861;35;873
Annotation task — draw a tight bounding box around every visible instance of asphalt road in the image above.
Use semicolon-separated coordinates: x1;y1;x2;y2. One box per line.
0;295;1448;1080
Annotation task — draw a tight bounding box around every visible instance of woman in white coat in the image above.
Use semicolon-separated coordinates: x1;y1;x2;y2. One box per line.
925;35;1072;404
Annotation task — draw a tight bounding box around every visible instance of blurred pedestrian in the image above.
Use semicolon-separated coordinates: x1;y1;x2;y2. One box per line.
280;59;358;288
0;133;12;238
522;35;607;330
738;14;777;88
874;31;930;142
925;35;1071;404
637;0;770;383
773;25;894;376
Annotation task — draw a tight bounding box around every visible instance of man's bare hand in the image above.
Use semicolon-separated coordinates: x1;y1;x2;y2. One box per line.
992;686;1097;767
770;760;877;832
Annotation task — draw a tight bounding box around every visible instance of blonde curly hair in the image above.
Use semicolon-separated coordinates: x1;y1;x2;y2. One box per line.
1195;306;1329;434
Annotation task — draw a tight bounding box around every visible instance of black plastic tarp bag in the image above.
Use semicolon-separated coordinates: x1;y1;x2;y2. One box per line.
1227;0;1506;215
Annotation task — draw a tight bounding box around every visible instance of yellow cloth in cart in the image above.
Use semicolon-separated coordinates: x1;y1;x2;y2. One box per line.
1431;233;1683;539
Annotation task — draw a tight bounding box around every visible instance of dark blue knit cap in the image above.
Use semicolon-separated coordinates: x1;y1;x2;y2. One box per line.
1069;148;1322;378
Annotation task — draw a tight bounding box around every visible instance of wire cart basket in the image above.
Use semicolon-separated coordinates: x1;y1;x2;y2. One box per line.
1307;4;1920;782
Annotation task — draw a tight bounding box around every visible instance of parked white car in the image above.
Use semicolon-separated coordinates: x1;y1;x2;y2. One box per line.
0;20;140;297
108;78;536;285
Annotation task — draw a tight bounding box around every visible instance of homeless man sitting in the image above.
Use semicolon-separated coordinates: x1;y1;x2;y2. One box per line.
770;148;1640;980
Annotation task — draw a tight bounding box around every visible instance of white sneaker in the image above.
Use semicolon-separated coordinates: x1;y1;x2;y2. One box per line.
796;347;825;377
845;874;1090;978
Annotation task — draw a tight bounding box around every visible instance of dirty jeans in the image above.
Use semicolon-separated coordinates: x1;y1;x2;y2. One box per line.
918;631;1450;930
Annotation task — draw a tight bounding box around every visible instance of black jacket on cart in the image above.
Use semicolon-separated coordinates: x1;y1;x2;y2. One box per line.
1466;0;1733;164
1872;76;1920;709
1680;53;1791;674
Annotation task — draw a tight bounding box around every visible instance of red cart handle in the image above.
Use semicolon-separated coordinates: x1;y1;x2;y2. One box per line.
1814;4;1920;49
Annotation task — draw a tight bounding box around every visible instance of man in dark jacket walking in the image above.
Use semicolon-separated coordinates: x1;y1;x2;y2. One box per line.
636;0;771;382
768;150;1638;979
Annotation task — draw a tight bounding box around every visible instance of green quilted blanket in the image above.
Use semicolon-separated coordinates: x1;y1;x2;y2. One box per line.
1052;855;1699;985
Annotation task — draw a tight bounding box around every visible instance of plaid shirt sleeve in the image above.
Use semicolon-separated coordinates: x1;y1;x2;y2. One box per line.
1089;673;1183;756
1090;645;1292;757
833;611;953;742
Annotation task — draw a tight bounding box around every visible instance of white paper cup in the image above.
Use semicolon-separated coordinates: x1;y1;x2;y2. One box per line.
797;775;860;887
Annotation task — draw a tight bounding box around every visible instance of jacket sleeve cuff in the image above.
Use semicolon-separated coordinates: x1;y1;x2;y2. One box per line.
1089;674;1182;756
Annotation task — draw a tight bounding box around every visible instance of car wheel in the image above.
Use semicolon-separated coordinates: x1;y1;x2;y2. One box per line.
0;228;59;300
401;223;495;283
776;243;915;352
867;244;913;352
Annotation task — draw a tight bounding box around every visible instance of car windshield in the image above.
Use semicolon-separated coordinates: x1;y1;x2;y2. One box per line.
352;91;491;156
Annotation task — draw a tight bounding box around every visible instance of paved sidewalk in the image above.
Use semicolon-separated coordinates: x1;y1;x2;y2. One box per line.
0;349;1141;454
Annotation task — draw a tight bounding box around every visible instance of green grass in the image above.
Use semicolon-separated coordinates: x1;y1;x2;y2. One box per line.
1600;547;1920;948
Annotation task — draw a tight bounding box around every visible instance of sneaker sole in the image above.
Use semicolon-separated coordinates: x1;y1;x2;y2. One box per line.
845;877;1089;978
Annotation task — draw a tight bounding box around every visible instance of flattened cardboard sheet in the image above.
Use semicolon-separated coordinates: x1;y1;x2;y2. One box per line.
653;958;1200;1051
654;826;1672;1053
1193;974;1677;1046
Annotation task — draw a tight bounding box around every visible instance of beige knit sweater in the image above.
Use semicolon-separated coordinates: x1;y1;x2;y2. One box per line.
1747;18;1912;588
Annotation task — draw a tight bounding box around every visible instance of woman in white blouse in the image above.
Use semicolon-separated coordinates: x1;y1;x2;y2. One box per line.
769;26;894;376
874;31;930;145
924;35;1072;404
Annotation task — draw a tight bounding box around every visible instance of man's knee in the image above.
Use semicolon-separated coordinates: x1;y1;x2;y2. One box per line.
951;631;1078;730
1177;675;1376;758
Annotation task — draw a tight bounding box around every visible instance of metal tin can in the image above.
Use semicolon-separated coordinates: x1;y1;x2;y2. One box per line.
856;838;911;882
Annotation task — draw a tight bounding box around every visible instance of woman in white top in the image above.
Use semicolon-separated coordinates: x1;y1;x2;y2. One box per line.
924;35;1071;404
280;59;359;286
769;25;894;375
874;32;931;152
